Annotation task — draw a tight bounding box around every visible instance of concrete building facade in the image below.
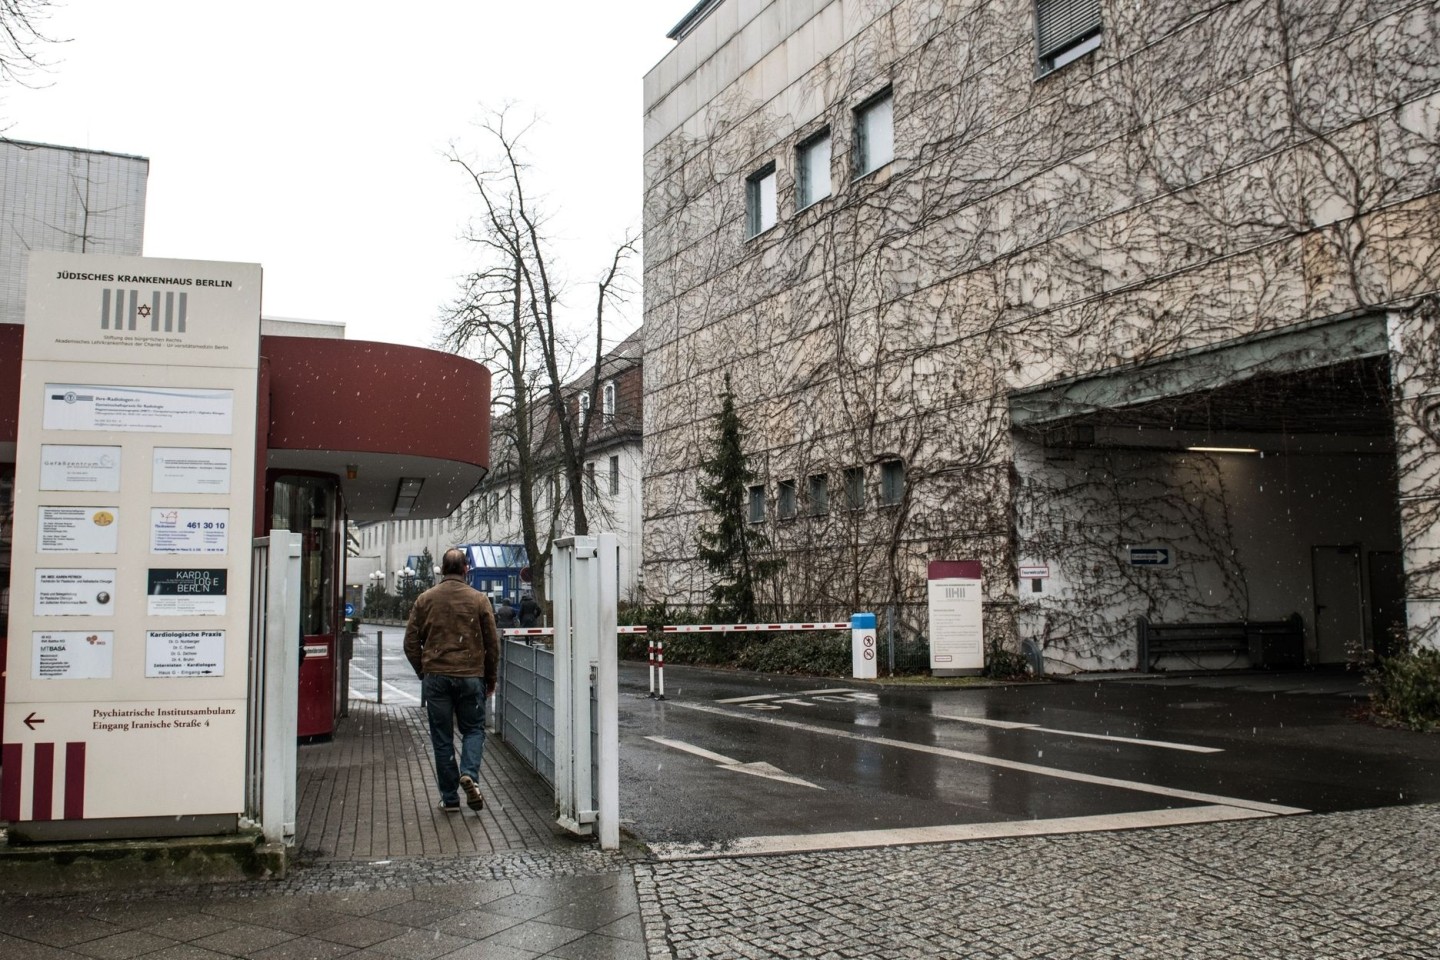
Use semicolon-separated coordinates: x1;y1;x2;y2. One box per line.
640;0;1440;671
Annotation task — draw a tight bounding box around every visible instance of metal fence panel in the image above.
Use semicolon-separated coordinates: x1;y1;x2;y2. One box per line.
536;644;555;787
499;639;556;788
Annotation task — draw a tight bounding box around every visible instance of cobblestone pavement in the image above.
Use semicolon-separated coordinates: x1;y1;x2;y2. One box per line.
634;803;1440;959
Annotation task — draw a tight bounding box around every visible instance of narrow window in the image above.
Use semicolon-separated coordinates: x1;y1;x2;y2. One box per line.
746;164;777;237
854;89;893;177
585;461;597;497
807;474;829;516
778;479;797;520
843;466;865;510
880;459;906;505
796;129;832;210
505;489;513;518
602;380;616;424
748;484;766;523
578;392;592;426
609;455;620;495
1035;0;1102;76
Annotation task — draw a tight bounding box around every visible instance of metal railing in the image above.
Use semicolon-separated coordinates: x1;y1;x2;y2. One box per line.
497;638;556;787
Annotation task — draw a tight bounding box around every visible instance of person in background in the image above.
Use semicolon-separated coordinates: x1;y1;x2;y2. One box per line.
494;595;517;629
404;548;498;813
519;593;542;628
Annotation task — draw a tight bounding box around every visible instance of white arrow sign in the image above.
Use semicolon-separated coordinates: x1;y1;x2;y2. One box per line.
646;736;823;789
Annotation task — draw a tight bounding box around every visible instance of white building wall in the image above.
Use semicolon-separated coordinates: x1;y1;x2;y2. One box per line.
1;140;149;325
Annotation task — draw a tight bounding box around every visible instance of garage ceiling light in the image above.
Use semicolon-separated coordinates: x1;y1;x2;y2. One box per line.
1187;446;1259;454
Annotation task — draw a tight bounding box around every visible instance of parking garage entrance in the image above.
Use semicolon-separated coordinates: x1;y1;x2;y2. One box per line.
1009;312;1404;672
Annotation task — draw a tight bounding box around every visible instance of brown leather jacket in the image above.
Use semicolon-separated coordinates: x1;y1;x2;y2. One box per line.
403;575;499;689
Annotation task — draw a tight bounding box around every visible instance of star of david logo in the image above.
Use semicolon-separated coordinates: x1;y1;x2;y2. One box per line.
138;304;152;318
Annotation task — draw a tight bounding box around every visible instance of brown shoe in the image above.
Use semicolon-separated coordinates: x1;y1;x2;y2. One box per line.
459;775;485;810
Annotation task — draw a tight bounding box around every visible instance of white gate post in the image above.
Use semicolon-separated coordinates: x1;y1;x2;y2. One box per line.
595;533;619;850
261;529;302;844
550;534;620;848
552;537;577;831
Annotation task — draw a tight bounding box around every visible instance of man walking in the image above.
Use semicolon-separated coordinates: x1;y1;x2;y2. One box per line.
404;547;499;813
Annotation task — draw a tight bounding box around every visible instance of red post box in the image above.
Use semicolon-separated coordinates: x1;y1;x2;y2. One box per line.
298;634;335;739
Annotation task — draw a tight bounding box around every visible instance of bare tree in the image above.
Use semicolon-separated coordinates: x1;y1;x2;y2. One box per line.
0;0;57;93
441;108;637;611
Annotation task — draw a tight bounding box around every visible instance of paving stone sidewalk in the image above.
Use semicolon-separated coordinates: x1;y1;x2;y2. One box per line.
1;701;647;960
635;803;1440;959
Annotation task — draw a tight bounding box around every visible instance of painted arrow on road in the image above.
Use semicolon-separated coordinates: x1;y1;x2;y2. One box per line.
646;736;823;789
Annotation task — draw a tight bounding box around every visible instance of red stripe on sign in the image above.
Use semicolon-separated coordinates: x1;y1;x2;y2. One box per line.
928;559;983;580
1;744;21;821
65;742;86;819
33;742;55;821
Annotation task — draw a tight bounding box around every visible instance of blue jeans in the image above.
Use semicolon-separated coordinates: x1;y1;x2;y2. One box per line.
422;674;487;804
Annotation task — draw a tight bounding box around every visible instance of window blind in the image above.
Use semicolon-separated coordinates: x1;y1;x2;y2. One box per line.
1036;0;1102;59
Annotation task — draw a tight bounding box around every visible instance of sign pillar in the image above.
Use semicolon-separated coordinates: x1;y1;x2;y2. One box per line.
2;253;261;839
851;613;878;679
927;560;985;677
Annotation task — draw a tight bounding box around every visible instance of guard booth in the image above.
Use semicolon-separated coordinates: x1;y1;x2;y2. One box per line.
461;543;529;606
269;474;342;741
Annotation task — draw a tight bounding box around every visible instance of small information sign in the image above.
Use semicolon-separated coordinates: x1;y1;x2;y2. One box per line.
151;508;229;554
43;383;234;434
152;448;232;493
37;506;119;554
39;445;121;492
146;630;226;678
1128;546;1172;567
32;631;115;680
147;568;228;616
33;568;117;616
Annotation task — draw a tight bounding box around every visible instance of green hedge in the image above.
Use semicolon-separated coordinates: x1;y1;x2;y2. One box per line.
1368;644;1440;732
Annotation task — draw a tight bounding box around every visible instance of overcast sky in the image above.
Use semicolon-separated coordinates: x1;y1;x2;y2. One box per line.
3;0;683;349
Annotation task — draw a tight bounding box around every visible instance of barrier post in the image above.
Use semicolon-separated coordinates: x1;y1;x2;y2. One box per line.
647;639;656;697
851;613;878;680
655;639;666;700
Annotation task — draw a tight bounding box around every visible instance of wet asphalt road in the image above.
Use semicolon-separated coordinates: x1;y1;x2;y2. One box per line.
344;625;1440;852
617;663;1440;849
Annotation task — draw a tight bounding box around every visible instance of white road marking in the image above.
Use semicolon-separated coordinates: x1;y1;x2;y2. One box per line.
649;804;1275;860
936;713;1223;753
348;665;421;703
725;761;823;789
647;736;739;765
715;688;858;703
646;736;822;789
671;701;1305;816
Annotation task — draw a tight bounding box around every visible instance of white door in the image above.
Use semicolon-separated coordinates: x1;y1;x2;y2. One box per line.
1313;545;1364;664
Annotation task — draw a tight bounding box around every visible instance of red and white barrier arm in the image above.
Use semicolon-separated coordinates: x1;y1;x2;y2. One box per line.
661;622;850;633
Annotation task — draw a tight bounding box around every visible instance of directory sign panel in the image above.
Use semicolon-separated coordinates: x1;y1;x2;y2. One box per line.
2;253;260;827
927;560;985;675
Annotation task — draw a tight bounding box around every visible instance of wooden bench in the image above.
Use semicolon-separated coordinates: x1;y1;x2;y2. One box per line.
1136;613;1305;673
